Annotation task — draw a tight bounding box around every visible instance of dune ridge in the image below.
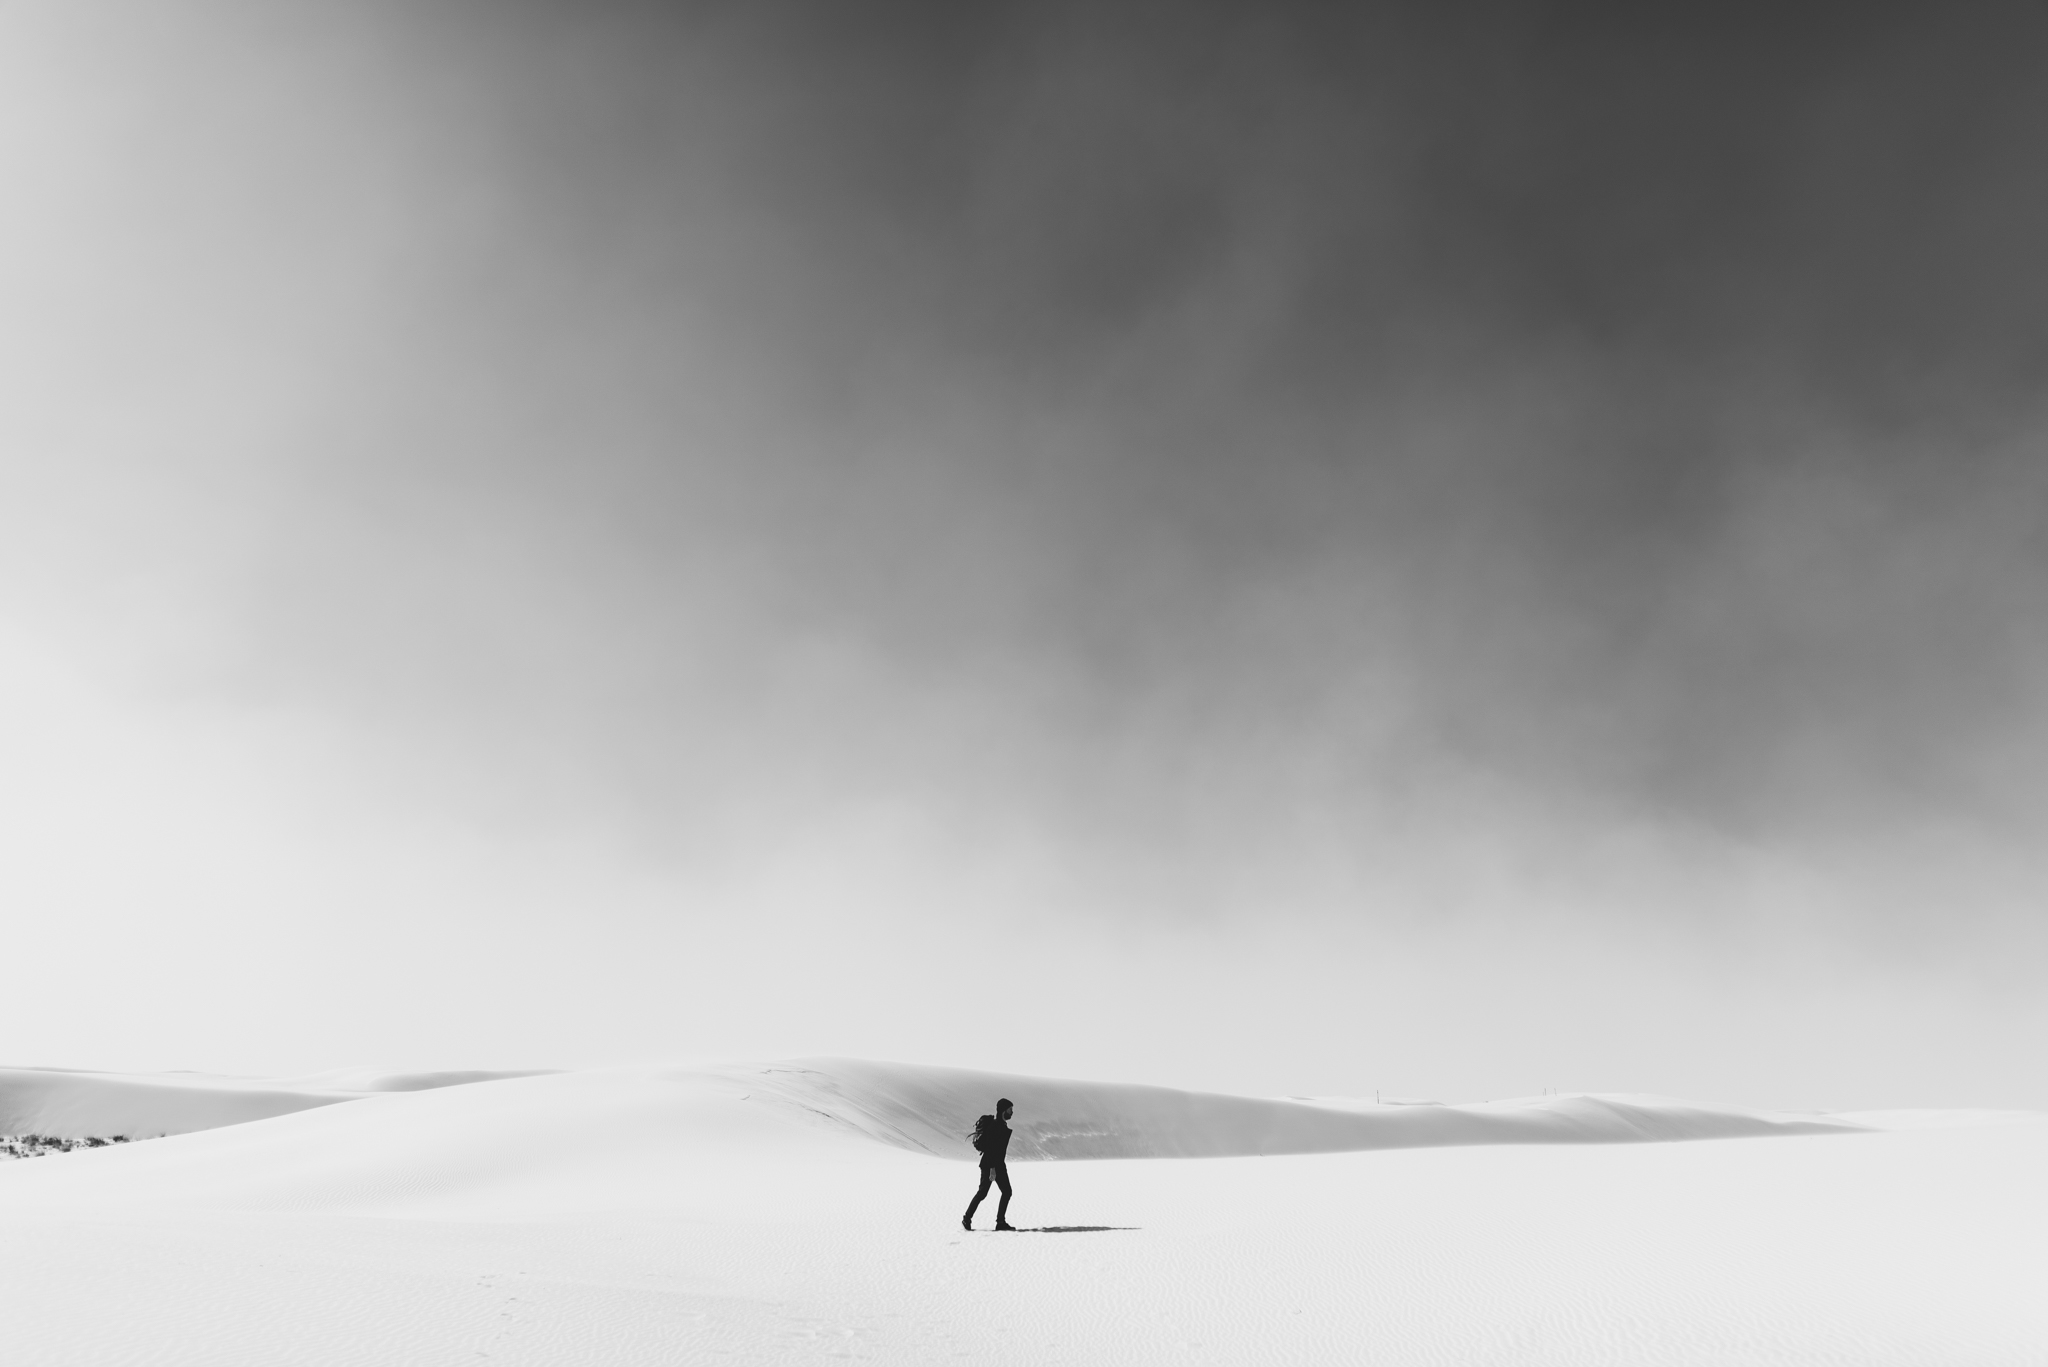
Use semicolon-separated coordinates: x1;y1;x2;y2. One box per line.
729;1058;1871;1160
2;1058;1872;1161
0;1065;555;1139
0;1066;352;1139
0;1057;1885;1221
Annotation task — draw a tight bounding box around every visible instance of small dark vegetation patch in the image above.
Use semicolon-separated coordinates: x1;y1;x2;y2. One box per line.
0;1134;138;1160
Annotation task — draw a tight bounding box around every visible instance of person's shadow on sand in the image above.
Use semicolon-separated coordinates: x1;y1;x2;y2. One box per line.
957;1226;1137;1236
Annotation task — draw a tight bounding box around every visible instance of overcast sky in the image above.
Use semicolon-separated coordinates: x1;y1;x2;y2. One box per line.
4;2;2046;1108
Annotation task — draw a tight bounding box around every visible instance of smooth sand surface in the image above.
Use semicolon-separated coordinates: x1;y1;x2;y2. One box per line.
2;1062;2042;1364
0;1065;553;1139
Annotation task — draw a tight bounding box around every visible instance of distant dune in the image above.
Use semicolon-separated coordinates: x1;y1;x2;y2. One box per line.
0;1060;1878;1219
742;1058;1868;1159
3;1057;1861;1161
0;1065;553;1140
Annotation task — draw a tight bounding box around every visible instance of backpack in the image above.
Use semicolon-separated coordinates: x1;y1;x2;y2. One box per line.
970;1114;997;1154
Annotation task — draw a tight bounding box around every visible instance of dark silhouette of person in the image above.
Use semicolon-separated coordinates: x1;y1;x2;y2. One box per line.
963;1098;1015;1230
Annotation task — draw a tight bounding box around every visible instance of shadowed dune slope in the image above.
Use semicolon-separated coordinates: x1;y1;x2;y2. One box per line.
0;1066;556;1138
738;1059;1871;1160
0;1067;353;1138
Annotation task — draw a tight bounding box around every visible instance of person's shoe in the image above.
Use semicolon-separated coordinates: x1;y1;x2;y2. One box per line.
994;1222;1017;1231
961;1215;973;1231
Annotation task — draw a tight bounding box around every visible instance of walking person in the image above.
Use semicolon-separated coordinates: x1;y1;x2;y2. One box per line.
962;1098;1015;1230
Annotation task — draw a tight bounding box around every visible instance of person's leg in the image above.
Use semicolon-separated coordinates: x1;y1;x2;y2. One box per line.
993;1163;1013;1227
964;1164;995;1224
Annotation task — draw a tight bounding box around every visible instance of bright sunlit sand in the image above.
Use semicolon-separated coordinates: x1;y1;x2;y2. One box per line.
3;1061;2042;1364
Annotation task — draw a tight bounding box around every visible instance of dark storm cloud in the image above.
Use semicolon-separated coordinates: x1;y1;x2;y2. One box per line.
146;2;2048;916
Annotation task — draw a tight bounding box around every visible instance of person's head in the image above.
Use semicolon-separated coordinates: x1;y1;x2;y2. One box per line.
996;1098;1013;1120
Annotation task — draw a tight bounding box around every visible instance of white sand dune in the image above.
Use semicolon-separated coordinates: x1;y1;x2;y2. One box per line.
0;1059;2042;1364
742;1058;1868;1159
0;1064;553;1139
1;1056;1861;1160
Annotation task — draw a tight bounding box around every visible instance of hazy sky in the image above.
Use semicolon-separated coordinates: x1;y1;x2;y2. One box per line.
5;2;2046;1108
